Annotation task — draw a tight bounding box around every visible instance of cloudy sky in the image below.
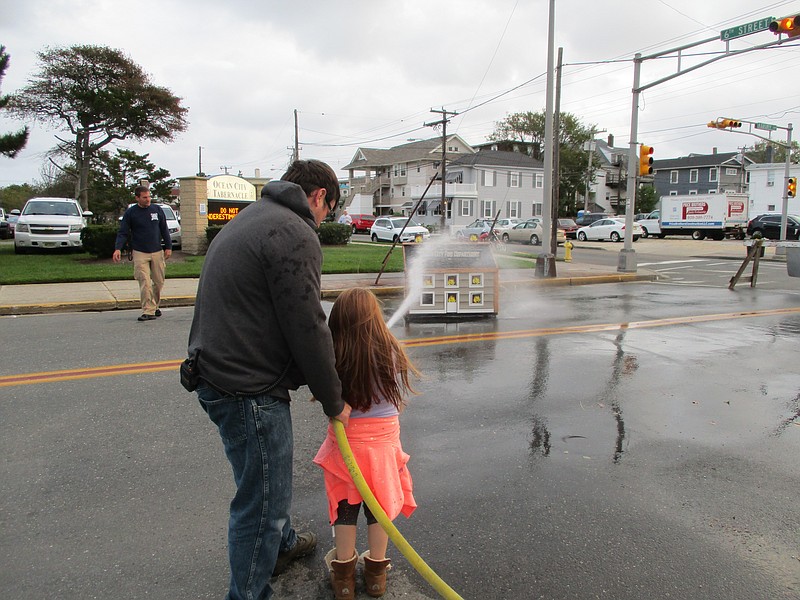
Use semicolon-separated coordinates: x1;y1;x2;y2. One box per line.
1;0;799;187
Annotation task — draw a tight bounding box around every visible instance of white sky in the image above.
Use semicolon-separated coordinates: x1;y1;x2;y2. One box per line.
1;0;799;186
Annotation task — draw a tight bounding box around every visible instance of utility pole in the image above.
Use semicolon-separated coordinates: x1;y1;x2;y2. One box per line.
550;46;563;261
197;146;205;176
220;166;231;174
539;0;556;275
293;109;300;162
425;108;458;231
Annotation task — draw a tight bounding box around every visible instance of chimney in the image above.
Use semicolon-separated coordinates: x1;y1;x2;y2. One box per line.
712;147;717;154
766;145;774;162
607;134;614;147
255;168;261;178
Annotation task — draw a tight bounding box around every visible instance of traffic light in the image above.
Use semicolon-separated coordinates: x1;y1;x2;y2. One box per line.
770;15;800;38
788;177;797;198
707;118;742;129
639;145;654;176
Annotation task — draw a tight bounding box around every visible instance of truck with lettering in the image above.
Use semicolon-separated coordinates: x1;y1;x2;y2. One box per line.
638;193;748;240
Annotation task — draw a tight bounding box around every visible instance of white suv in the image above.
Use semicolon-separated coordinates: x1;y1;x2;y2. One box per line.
14;197;93;254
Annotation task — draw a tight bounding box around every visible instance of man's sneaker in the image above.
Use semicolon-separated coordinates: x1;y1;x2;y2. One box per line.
137;314;156;321
273;531;318;576
154;309;162;317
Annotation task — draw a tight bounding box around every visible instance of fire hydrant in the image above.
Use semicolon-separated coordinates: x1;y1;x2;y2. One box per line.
564;240;573;262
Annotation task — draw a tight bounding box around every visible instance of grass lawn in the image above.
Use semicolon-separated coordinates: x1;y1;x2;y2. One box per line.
0;240;533;285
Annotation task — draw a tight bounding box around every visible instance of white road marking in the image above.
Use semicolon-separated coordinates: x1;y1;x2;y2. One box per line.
638;259;708;266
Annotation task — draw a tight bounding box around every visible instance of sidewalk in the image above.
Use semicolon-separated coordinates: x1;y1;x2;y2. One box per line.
0;259;658;316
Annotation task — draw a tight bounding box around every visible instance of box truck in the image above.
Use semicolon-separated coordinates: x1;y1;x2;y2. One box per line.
638;193;748;240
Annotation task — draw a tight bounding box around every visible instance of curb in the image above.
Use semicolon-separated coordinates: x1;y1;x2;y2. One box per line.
0;274;658;316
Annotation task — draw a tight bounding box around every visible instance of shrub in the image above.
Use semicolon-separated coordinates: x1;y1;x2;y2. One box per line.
81;225;119;258
206;225;224;245
318;222;351;245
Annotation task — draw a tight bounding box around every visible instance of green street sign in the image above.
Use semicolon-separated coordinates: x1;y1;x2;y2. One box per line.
720;17;774;40
755;122;778;131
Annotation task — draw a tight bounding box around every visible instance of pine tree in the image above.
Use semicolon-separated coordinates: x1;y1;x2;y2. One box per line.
0;45;29;158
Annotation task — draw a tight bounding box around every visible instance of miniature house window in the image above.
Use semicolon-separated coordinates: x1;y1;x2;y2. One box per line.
422;274;435;288
446;292;458;305
445;274;459;288
420;292;435;306
469;292;484;306
469;273;484;287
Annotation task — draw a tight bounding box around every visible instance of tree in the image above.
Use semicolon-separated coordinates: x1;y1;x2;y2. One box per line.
490;110;596;216
90;148;176;218
745;140;800;165
0;45;29;158
9;45;188;210
0;183;36;211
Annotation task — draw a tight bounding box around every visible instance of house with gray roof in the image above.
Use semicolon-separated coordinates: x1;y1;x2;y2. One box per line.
652;150;752;197
343;135;474;222
587;135;629;215
445;149;545;228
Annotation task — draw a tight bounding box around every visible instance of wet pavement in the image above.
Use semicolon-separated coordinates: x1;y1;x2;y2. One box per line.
2;280;799;599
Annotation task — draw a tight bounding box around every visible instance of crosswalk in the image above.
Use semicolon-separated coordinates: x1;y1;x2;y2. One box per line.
641;257;791;288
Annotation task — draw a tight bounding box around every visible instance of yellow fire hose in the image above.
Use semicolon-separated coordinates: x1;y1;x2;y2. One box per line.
332;419;464;600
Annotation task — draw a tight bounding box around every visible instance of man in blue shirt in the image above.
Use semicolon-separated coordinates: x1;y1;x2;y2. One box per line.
113;186;172;321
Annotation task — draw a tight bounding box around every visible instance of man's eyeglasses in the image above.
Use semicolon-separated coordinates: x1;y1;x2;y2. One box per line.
327;193;339;212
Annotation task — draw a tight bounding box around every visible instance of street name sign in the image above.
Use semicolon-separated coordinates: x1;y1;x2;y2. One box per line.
720;17;774;40
755;122;779;131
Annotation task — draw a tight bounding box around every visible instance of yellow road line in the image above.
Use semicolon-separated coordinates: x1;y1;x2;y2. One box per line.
2;307;799;387
0;360;182;387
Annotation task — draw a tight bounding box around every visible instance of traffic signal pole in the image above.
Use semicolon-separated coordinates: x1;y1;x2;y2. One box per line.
617;22;800;273
619;53;642;273
707;119;793;251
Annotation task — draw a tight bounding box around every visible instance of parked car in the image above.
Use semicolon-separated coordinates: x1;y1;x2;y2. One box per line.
557;218;578;239
491;217;523;232
370;216;430;243
0;219;8;240
746;213;800;240
576;218;642;242
574;212;613;227
7;209;20;238
503;219;566;245
122;202;181;248
14;197;93;254
456;218;492;239
350;213;376;234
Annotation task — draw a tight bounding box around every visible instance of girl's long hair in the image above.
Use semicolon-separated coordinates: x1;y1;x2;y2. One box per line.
328;288;419;412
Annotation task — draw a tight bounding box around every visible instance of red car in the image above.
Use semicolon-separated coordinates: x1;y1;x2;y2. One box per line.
350;213;376;234
558;218;578;239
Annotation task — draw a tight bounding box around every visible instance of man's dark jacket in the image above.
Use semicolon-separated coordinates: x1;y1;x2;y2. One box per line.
187;180;343;418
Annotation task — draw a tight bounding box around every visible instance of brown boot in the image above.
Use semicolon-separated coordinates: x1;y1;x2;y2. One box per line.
325;548;358;600
362;550;392;598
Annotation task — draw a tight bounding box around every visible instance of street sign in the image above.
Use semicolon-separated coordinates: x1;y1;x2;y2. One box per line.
720;17;774;40
755;122;779;131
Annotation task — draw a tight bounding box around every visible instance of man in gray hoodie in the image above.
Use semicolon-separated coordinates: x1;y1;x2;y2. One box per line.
188;159;351;600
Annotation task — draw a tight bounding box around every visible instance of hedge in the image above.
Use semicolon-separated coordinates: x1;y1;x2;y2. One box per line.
318;222;351;245
80;225;119;258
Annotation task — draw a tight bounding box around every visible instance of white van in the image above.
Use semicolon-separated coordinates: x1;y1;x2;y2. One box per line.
14;197;93;254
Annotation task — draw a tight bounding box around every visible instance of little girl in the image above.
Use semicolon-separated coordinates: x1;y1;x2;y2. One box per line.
313;288;419;600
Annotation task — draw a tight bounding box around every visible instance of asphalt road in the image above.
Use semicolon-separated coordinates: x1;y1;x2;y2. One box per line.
2;278;799;599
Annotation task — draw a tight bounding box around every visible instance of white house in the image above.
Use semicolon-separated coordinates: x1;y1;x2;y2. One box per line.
745;163;800;216
342;136;544;230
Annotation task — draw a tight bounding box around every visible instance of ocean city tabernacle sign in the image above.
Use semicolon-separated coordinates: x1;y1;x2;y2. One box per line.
206;175;257;224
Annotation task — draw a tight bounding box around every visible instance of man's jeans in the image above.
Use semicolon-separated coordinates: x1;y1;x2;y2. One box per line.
198;383;298;600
